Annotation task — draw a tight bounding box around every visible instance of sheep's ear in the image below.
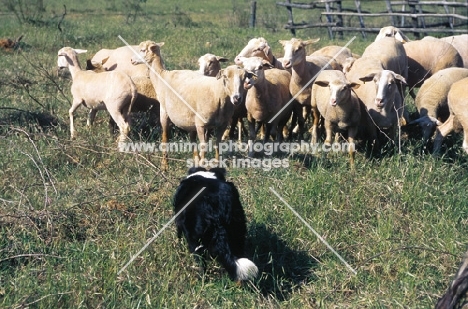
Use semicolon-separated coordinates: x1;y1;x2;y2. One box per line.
73;49;87;54
101;56;109;65
278;40;288;46
303;38;320;46
315;80;329;87
349;82;361;89
394;73;407;84
262;43;271;57
216;69;224;80
359;73;377;83
157;42;165;47
262;60;274;69
217;56;229;62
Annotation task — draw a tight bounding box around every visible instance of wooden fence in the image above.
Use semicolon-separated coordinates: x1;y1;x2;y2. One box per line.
277;0;468;39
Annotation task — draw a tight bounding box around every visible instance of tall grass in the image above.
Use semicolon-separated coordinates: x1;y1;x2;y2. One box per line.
1;0;467;308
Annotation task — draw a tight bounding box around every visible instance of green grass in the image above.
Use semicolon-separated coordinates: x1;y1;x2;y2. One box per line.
1;0;468;308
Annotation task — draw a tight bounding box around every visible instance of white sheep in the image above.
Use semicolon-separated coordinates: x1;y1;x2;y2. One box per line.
423;34;468;69
91;45;160;133
345;38;408;148
57;47;137;142
433;77;468;154
237;56;293;157
234;37;285;69
404;39;463;97
310;45;358;71
312;70;361;165
374;26;464;94
197;53;228;77
412;67;468;148
131;41;250;167
279;37;337;143
375;26;411;43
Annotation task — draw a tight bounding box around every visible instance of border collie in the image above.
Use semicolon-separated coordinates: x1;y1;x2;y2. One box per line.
173;167;258;281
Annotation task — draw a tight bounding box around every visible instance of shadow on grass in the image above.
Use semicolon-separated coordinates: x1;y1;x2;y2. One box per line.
247;224;318;301
0;107;61;133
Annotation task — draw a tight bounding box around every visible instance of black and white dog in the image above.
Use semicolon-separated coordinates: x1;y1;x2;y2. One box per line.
173;167;258;281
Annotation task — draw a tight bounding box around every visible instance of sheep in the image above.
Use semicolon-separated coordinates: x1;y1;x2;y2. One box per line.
234;37;285;69
433;77;468;154
131;41;250;167
344;38;408;148
403;39;463;97
411;67;468;149
196;53;247;142
280;37;338;143
423;34;468;69
375;26;411;43
237;56;293;157
197;53;228;77
57;47;137;142
310;45;357;71
91;45;160;134
374;26;463;94
311;70;361;165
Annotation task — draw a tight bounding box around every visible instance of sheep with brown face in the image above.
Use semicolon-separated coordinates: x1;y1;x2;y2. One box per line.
57;47;137;142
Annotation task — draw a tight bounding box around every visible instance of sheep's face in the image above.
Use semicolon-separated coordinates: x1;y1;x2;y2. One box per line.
375;26;408;43
131;41;164;65
217;65;248;106
237;56;270;89
280;38;320;69
57;47;87;69
315;79;360;107
234;37;270;65
198;54;228;77
360;70;406;110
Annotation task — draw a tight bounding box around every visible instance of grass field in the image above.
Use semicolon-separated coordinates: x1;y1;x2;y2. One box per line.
1;0;468;308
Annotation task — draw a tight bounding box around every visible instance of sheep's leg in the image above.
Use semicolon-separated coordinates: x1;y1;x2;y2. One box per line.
263;123;273;144
462;126;468;155
190;131;199;160
160;108;170;169
247;114;256;158
87;108;98;127
348;126;358;167
196;126;207;161
68;99;83;139
108;110;130;143
433;115;454;155
215;126;227;163
324;120;334;146
310;105;320;144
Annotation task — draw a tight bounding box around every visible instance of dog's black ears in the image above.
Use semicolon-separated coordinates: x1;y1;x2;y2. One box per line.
187;167;207;175
209;168;227;181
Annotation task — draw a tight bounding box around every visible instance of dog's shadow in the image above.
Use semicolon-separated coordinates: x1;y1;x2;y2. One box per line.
246;223;319;301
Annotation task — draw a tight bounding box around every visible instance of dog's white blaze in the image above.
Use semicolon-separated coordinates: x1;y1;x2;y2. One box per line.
235;258;258;281
186;171;217;179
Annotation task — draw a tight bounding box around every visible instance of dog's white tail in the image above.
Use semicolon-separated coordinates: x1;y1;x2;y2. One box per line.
235;258;258;281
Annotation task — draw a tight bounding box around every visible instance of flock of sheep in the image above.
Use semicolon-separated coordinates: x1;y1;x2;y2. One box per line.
57;26;468;166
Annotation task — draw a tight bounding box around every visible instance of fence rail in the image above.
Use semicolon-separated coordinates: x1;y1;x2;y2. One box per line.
277;0;468;38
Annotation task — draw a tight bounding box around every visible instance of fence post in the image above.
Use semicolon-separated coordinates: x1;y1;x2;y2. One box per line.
354;0;367;38
249;1;257;28
324;1;334;39
286;0;296;36
384;0;396;26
